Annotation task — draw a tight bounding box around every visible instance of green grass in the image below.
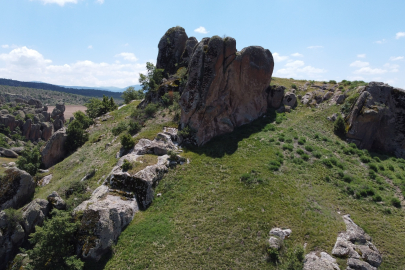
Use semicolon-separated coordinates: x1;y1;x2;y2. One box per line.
0;157;17;175
29;81;405;269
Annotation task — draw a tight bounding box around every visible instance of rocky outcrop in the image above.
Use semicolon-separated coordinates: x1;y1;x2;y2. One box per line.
0;148;18;158
0;211;25;270
156;26;189;76
47;191;66;210
40;127;67;169
283;92;297;108
267;85;285;109
41;122;53;141
332;214;382;269
21;199;50;235
180;37;198;67
179;36;274;145
0;114;19;132
0;168;35;211
303;252;340;270
74;185;139;261
268;227;291;250
28;98;42;108
346;82;405;157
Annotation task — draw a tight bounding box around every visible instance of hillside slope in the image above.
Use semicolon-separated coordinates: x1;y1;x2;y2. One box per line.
30;78;405;269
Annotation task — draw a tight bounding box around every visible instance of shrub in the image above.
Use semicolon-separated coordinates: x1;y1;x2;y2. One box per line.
369;170;377;179
293;158;304;165
282;144;294;151
373;156;381;162
291;84;297;90
343;175;353;183
85;95;117;119
333;115;346;137
378;164;385;171
391;197;401;208
338;170;344;178
65;120;89;153
278;136;285;142
360;156;371;163
16;143;42;176
388;164;395;171
268;160;281;171
25;209;84;270
263;124;276;132
144;103;159;117
296;149;304;155
305;145;313;152
313;152;322;159
112;122;128;136
122;159;132;171
121;134;135;150
267;247;279;264
285;138;292;143
329;157;338;166
314;133;320;139
178;126;192;139
2;208;23;229
322;159;333;168
301;154;309;161
283;245;304;270
139;62;164;94
122;86;144;104
128;121;141;135
369;164;378;172
240;171;264;187
329;80;337;84
73;111;93;129
298;137;306;145
325;176;331;182
373;194;382;202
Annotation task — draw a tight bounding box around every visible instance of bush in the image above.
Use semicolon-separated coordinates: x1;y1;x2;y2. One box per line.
85;95;117;119
378;164;385;171
65;120;89;153
373;194;382;202
112;122;128;136
122;159;132;171
298;137;306;145
121;134;135;150
291;84;297;90
329;157;338;166
369;164;378;172
268;160;281;171
278;136;285;142
333;115;346;137
338;170;344;178
73;111;93;129
313;152;322;159
305;145;313;152
16;143;42;176
391;197;401;208
314;133;320;139
296;149;304;155
240;171;264;187
122;86;144;104
282;144;294;152
322;159;333;168
285;138;292;143
144;103;159;117
301;154;309;161
360;156;371;163
388;164;395;171
139;62;164;94
343;175;353;183
369;170;377;179
263;124;276;132
2;208;23;229
25;209;84;270
325;176;331;182
329;80;337;84
373;156;381;162
284;245;304;270
128;121;141;135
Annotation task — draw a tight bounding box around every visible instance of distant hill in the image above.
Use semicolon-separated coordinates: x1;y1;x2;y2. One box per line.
0;78;124;101
59;85;142;92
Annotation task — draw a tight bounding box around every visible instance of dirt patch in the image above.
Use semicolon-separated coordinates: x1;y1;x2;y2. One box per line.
48;105;87;119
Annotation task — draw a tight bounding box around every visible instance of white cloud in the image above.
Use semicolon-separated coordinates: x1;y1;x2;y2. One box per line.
123;43;129;47
353;67;387;75
357;54;366;58
374;39;386;44
273;52;289;63
274;60;326;79
396;32;405;39
88;45;93;49
350;61;369;68
390;56;404;61
291;53;303;57
1;45;9;49
31;0;78;6
115;52;138;62
194;26;208;34
383;63;400;72
307;45;323;49
0;46;146;88
96;0;104;3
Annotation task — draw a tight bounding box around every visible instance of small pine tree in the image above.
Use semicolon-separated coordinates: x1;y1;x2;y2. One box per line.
334;115;346;136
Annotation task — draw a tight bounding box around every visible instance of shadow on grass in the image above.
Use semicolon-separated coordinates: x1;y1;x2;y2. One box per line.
185;109;277;158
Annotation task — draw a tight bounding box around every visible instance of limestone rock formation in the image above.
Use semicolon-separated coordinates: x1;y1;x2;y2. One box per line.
74;185;139;261
51;102;66;131
0;168;36;211
21;199;50;234
267;85;285;109
40;122;53;141
179;36;274;145
28;98;42;108
156;26;189;76
346;82;405;157
283;92;297;108
303;252;340;270
267;228;291;250
0;211;25;270
332;214;382;269
40;127;68;169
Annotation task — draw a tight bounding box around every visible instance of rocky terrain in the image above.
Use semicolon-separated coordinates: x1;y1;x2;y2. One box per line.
1;27;405;269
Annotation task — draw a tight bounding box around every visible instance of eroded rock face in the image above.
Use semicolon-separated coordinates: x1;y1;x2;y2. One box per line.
40;127;67;169
0;211;25;270
179;36;274;145
74;185;139;261
0;168;35;211
156;26;188;76
346;82;405;157
267;85;285;109
21;199;50;234
180;37;198;67
332;214;382;269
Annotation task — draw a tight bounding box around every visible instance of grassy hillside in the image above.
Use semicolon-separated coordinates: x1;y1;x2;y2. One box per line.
33;78;405;269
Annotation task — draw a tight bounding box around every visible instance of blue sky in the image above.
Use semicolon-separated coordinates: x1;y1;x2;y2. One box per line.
0;0;404;88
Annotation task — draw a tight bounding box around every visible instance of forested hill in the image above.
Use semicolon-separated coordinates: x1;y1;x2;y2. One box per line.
0;78;123;101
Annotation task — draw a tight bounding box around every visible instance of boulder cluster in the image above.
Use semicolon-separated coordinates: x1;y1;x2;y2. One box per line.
0;97;66;155
346;82;405;158
73;127;185;261
0;168;65;270
299;82;346;106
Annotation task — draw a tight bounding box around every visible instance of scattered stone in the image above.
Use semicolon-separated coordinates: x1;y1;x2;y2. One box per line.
268;236;282;249
269;227;292;240
47;191;66;210
38;174;53;186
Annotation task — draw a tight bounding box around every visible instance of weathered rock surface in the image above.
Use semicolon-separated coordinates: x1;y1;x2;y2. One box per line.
74;185;139;261
47;191;66;210
332;214;382;269
283;92;297;108
269;227;292;240
180;36;198;67
179;36;274;145
40;122;53;141
156;26;188;76
40;127;67;169
0;148;18;158
0;211;25;270
346;82;405;157
21;199;50;234
303;252;340;270
28;98;42;108
38;174;53;186
267;85;285;109
0;168;35;211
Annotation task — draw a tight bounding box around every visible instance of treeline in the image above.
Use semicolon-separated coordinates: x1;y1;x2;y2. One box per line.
0;78;123;102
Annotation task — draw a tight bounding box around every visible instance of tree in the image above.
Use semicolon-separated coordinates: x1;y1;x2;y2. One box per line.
25;209;84;270
65;120;89;153
85;95;117;119
121;134;135;150
139;62;164;95
122;86;145;104
72;111;93;129
334;115;346;137
16;143;42;176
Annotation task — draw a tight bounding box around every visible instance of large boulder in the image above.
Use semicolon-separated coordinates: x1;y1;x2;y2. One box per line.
0;168;35;211
283;92;297;108
179;36;274;145
346;82;405;157
0;148;18;158
0;114;19;132
28;98;42;108
21;199;50;234
303;252;340;270
156;26;189;77
47;191;66;210
74;185;138;261
40;127;67;169
267;85;285;109
51;103;65;131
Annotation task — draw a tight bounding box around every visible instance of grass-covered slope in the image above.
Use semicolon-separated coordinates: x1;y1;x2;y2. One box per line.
34;78;405;269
